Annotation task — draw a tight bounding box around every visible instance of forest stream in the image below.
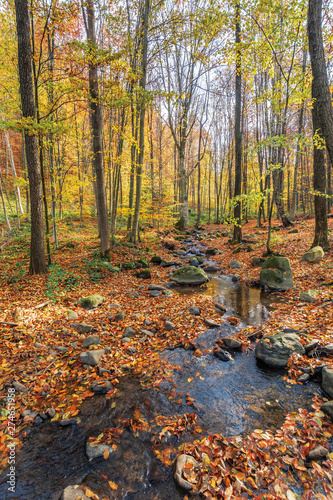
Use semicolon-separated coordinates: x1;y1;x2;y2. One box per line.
0;269;321;500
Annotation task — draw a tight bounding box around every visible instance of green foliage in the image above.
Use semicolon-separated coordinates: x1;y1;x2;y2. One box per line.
5;261;27;284
46;264;78;302
84;256;119;282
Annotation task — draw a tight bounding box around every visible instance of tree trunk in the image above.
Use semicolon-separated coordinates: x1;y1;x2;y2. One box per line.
308;0;332;248
14;0;46;274
86;0;110;257
131;0;150;244
233;2;242;244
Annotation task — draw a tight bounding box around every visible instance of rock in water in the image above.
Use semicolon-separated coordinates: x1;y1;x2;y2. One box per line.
85;442;114;460
174;454;200;491
61;485;93;500
322;367;333;398
170;266;208;286
255;332;304;368
260;256;293;291
214;349;234;362
302;246;324;263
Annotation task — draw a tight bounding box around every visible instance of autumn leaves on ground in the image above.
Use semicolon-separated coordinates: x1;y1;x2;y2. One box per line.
1;216;333;499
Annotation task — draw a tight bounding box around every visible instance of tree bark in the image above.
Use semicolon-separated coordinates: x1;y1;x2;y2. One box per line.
130;0;150;244
308;0;332;248
86;0;110;257
233;2;242;244
14;0;46;274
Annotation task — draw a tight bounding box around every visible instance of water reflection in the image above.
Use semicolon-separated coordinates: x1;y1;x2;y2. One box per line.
174;276;272;326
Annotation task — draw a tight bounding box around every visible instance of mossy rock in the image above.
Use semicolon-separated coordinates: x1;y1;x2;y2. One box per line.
137;257;149;269
302;246;324;263
260;256;293;291
78;294;105;309
255;332;305;368
151;255;162;264
123;262;135;270
170;266;209;286
136;270;151;279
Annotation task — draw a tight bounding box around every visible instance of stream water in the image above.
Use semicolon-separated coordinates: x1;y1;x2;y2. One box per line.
0;257;321;500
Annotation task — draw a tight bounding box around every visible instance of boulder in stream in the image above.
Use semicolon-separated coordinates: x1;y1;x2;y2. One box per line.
62;485;94;500
322;367;333;398
255;332;304;368
214;349;234;362
260;256;293;291
170;266;208;286
85;442;114;460
174;454;200;492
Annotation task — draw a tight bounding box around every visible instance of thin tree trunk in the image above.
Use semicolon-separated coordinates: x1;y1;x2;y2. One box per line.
86;0;110;257
233;2;242;243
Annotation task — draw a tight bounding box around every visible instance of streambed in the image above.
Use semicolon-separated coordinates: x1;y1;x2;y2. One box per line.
0;276;320;500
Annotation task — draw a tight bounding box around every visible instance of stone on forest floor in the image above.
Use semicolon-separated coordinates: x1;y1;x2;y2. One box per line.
80;349;105;366
300;290;318;303
174;454;200;491
170;266;208;286
260;256;293;291
322;367;333;398
231;274;240;282
252;256;265;267
136;270;151;279
78;294;105;309
148;284;165;291
82;335;101;348
67;310;78;320
151;255;162;264
114;311;125;321
255;332;304;368
302;246;324;263
229;260;242;269
124;327;136;337
164;321;175;331
188;306;201;316
12;381;29;392
72;323;94;334
150;290;162;297
137;257;149;269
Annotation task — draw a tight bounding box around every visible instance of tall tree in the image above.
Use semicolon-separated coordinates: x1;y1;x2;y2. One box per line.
86;0;110;257
233;1;242;244
14;0;46;274
307;0;333;249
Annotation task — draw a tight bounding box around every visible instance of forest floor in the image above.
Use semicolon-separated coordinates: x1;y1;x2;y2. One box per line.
0;215;333;499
